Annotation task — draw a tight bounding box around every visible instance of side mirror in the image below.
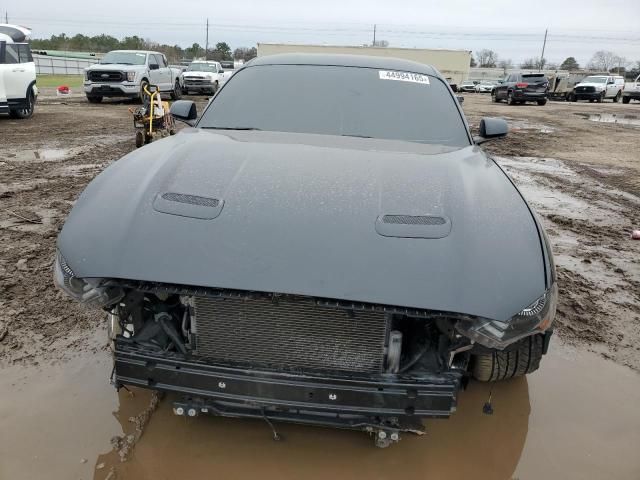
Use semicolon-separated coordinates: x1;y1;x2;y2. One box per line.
219;69;225;73
149;63;160;71
170;100;198;125
475;117;508;144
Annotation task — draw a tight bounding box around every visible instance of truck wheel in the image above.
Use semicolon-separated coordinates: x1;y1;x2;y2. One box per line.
622;96;631;104
471;334;544;382
9;88;35;119
86;95;103;104
537;99;547;106
139;80;149;103
613;91;621;103
491;90;499;103
213;80;219;94
597;92;604;103
507;91;516;105
171;80;182;100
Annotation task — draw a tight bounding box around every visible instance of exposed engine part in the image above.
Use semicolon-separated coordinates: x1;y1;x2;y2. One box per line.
386;330;403;373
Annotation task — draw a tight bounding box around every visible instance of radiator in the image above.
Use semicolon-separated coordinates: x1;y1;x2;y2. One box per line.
193;296;389;373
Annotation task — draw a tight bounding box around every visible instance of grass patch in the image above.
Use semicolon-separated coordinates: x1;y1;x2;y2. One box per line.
36;74;84;88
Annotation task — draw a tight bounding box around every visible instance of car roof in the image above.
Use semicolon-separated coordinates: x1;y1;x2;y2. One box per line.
248;53;441;77
108;50;161;55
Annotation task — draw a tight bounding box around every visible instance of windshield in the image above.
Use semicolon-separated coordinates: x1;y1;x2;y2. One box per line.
100;51;147;65
582;76;607;84
199;65;470;147
187;62;217;72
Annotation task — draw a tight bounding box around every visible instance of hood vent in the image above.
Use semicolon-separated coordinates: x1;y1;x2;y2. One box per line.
376;214;452;239
382;215;446;226
153;192;224;220
161;192;220;208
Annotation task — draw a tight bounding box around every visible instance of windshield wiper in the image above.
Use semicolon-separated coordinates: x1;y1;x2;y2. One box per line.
202;127;262;131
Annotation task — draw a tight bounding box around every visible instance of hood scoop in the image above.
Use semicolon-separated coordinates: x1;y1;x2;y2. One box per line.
376;214;451;239
153;192;224;219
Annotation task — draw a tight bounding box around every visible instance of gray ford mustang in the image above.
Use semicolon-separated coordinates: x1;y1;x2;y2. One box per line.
54;54;557;447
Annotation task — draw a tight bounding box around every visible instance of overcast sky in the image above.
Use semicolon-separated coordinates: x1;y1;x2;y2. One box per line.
6;0;640;65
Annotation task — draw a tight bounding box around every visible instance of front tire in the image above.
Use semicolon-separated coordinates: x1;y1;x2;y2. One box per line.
613;91;621;103
507;91;516;105
9;87;36;119
139;79;150;103
86;95;103;104
537;99;547;106
472;334;544;382
171;79;182;100
597;92;604;103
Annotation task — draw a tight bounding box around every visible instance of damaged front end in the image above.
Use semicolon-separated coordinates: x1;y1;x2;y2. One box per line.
53;251;554;447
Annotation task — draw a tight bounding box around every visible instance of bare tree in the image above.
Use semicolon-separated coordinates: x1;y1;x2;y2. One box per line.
587;51;618;72
498;59;513;70
373;39;389;47
476;49;498;68
611;55;629;74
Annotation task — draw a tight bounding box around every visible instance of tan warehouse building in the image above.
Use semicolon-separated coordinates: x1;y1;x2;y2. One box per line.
257;43;471;84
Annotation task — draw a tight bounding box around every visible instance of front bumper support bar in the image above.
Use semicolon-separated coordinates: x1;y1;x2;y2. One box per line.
114;343;462;431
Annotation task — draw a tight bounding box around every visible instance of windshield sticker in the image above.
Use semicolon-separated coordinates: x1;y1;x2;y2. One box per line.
379;70;430;85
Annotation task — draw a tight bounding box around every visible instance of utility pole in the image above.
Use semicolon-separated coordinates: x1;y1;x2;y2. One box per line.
539;28;548;71
205;18;209;60
372;24;376;46
4;11;8;24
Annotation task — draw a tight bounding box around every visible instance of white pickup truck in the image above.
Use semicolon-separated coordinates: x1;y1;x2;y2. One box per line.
623;75;640;104
84;50;183;103
0;24;37;118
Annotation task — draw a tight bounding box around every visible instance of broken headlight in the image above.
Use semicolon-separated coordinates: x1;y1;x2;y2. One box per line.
456;283;558;350
53;250;124;308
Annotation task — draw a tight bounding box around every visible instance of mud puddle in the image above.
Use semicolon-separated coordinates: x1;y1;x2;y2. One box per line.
574;112;640;127
0;146;87;163
2;339;638;480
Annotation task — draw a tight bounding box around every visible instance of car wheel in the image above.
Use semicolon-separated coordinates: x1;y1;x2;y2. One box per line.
572;95;578;102
613;91;621;103
86;95;103;104
213;80;219;94
171;79;182;100
589;99;594;103
491;90;499;103
537;99;547;106
622;96;631;104
139;80;149;103
472;334;544;382
135;131;144;148
507;91;516;105
9;87;36;119
597;92;604;103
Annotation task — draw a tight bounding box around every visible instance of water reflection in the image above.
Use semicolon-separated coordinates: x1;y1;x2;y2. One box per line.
96;377;530;480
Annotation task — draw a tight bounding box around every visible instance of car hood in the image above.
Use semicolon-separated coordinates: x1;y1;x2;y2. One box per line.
576;82;606;88
182;72;214;78
58;130;547;321
87;63;145;71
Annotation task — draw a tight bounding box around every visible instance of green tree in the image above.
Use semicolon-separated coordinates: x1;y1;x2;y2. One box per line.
559;57;580;71
233;47;257;62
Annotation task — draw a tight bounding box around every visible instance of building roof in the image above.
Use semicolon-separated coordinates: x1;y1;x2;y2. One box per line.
248;53;440;76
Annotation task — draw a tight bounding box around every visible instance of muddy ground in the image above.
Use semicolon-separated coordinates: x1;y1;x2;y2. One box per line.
1;91;639;479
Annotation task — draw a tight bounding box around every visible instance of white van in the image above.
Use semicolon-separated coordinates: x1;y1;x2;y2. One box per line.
0;24;37;118
573;75;625;103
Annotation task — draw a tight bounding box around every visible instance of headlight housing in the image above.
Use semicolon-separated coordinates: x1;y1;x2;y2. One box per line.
126;71;136;82
84;71;89;81
456;284;558;349
53;250;124;308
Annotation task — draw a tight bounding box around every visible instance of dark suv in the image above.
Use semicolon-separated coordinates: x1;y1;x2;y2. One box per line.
492;73;549;105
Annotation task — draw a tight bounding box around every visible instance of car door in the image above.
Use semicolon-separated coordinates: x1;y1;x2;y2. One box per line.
3;43;32;100
154;54;171;91
496;75;510;99
148;54;164;88
605;77;617;98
